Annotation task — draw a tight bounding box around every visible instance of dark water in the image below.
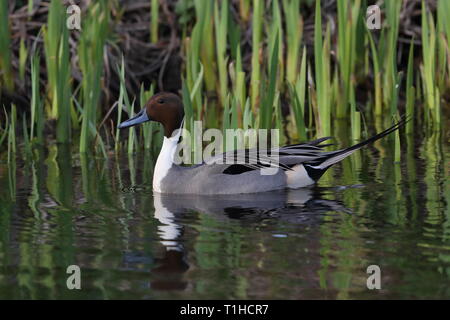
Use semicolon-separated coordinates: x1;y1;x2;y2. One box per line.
0;129;448;299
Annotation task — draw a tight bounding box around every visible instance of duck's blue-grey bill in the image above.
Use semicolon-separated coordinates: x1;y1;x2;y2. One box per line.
118;109;150;129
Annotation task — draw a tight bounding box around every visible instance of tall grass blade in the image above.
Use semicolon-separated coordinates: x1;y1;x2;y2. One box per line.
314;0;331;136
421;1;441;128
43;0;72;142
79;1;109;153
7;105;17;164
260;32;279;129
30;53;44;144
406;39;415;135
19;38;28;83
0;0;14;91
250;0;263;112
214;0;229;106
151;0;159;43
336;0;361;117
283;0;302;84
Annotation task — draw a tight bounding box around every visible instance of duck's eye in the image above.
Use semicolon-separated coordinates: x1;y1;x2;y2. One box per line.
158;99;165;104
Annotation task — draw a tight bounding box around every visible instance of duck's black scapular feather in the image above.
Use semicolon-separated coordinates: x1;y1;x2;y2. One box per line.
219;116;409;176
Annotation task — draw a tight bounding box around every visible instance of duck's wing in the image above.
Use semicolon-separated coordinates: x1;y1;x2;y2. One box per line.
203;116;408;176
202;137;334;174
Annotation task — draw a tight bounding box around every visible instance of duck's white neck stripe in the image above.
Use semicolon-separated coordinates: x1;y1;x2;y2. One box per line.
153;130;181;193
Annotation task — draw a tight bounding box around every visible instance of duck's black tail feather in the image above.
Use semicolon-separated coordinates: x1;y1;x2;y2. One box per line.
304;116;409;178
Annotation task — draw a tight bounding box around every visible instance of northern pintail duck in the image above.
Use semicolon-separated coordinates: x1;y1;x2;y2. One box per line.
119;92;406;195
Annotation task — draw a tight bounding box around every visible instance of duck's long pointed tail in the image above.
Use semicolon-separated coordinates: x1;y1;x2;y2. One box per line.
304;116;409;177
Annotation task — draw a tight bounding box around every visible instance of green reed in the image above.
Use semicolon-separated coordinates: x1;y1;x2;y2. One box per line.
0;0;13;91
230;44;246;116
7;105;17;164
115;56;141;155
287;46;307;140
381;0;401;112
22;113;32;160
239;0;251;22
181;80;194;140
313;0;331;136
151;0;159;43
421;1;441;128
214;0;229;106
268;0;283;90
30;52;43;145
336;0;361;118
140;84;156;150
437;0;449;93
367;30;382;116
184;2;207;118
0;121;7;151
7;126;16;201
250;0;263;112
19;38;28;83
283;0;302;85
79;0;109;153
350;86;361;142
405;39;415;136
115;57;126;153
43;0;71;143
0;0;446;157
260;33;280;130
127;101;137;155
193;0;215;94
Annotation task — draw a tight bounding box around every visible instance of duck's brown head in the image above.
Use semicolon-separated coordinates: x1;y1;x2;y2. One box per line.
118;92;184;138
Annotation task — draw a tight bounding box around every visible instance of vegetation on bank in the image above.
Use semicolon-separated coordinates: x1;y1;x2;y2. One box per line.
0;0;448;160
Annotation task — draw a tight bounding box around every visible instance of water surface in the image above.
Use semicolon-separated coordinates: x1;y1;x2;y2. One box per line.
0;129;449;299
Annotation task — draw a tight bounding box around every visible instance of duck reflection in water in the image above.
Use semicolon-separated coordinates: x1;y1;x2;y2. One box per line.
150;195;189;291
150;187;351;291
